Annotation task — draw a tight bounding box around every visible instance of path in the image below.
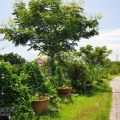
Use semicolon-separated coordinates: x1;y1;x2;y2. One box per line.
110;77;120;120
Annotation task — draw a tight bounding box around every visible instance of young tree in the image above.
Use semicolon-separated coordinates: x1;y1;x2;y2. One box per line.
0;0;99;75
79;45;112;66
79;45;112;82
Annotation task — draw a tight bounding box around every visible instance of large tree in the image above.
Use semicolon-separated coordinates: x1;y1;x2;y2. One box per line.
0;0;99;75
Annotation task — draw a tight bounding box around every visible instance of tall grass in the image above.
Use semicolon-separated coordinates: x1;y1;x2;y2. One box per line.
72;93;111;120
40;92;111;120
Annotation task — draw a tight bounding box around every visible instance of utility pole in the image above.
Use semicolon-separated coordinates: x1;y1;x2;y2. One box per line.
116;54;118;61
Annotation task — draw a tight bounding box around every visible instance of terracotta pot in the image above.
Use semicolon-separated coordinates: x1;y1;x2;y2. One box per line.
57;88;72;95
32;96;49;116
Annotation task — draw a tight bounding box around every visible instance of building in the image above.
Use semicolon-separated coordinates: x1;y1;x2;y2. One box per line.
35;57;47;64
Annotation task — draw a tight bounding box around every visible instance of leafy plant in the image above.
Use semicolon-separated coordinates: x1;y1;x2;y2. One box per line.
0;61;35;120
110;61;120;75
0;52;26;65
54;66;71;88
0;62;20;106
20;61;47;96
79;45;112;66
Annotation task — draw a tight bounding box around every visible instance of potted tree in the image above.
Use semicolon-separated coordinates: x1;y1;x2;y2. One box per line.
57;85;72;95
32;96;49;116
57;80;72;95
54;66;72;95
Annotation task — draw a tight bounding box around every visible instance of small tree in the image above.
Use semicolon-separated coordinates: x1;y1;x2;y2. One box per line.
0;0;99;75
79;45;112;66
79;45;112;82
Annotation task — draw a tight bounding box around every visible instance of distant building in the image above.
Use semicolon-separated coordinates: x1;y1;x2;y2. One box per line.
35;57;47;64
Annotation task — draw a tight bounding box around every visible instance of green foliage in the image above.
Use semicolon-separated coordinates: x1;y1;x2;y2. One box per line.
67;62;88;88
11;84;34;120
0;54;3;61
20;61;47;95
0;53;25;75
0;62;20;106
54;66;66;87
77;45;112;86
54;46;112;90
87;65;108;83
79;45;112;66
110;61;120;75
0;46;113;119
40;58;53;76
0;61;35;119
55;51;89;88
0;52;26;65
45;76;57;96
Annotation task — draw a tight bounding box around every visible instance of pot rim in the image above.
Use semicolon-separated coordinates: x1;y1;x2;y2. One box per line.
32;96;49;102
58;87;72;90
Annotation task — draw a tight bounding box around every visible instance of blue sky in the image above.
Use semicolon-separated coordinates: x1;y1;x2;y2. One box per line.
0;0;120;61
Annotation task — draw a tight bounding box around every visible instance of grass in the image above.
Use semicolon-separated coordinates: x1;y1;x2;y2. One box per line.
40;93;111;120
40;81;112;120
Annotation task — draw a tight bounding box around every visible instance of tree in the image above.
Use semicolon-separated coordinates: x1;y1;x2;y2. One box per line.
0;0;99;75
79;45;112;82
55;51;88;88
79;45;112;66
0;53;26;65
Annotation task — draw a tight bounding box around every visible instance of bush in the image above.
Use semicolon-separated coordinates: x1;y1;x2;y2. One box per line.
110;61;120;75
11;84;35;120
0;61;34;119
45;76;57;96
0;53;26;65
0;62;20;106
20;61;47;95
67;61;88;89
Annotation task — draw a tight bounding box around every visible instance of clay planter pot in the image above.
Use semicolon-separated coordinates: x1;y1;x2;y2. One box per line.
32;96;49;116
57;88;72;95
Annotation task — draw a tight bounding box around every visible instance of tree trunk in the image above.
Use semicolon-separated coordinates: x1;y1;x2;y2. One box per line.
50;51;55;76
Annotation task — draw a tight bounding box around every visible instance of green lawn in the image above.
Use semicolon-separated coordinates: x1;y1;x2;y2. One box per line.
40;93;111;120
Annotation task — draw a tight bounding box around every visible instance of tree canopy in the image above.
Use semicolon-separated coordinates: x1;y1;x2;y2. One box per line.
0;53;26;65
0;0;99;75
79;45;112;66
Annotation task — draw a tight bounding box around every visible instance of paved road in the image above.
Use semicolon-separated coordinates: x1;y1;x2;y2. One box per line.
110;77;120;120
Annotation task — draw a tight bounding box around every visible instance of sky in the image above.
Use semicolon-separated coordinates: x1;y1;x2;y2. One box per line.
0;0;120;61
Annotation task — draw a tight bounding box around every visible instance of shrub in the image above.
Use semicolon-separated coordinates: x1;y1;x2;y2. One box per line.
67;62;88;89
0;61;34;119
45;76;57;96
1;53;26;65
20;61;47;95
110;61;120;75
0;62;20;106
11;84;35;120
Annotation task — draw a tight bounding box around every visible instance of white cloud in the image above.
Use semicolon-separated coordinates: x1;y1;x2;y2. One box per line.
94;29;120;40
78;29;120;61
